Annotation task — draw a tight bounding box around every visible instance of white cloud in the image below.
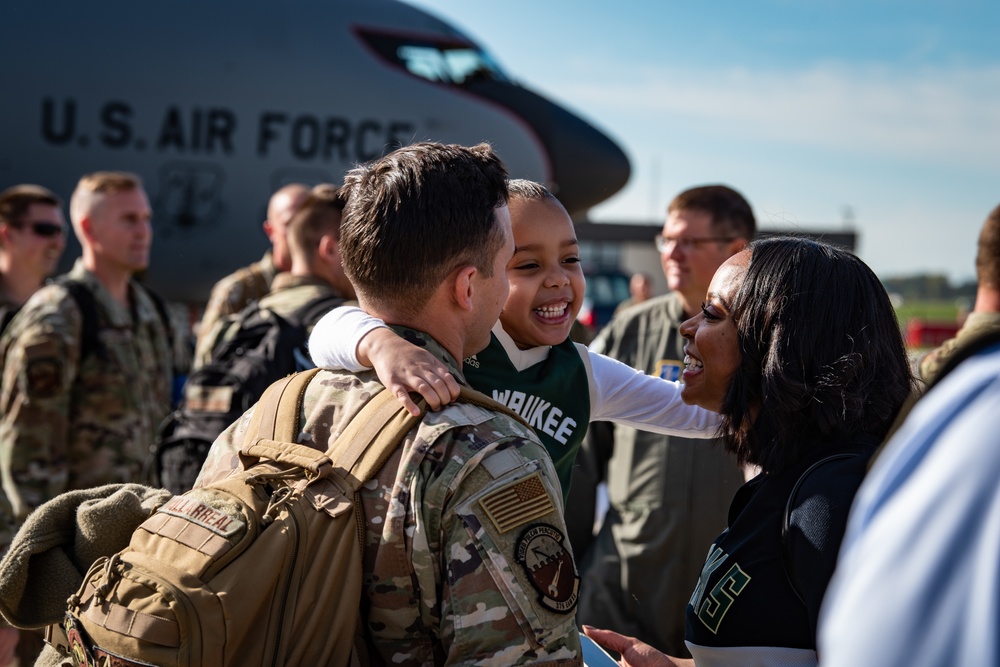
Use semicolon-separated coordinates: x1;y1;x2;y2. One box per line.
552;62;1000;168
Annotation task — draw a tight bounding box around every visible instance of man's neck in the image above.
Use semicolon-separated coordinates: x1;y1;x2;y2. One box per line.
0;264;45;306
83;256;132;306
368;302;464;365
974;285;1000;314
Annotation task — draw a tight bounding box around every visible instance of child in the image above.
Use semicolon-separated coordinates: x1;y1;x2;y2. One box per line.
308;179;719;499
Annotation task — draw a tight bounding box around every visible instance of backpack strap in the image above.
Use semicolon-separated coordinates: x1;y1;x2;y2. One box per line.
51;276;102;362
246;367;321;444
330;385;530;490
136;282;175;358
242;378;532;486
780;452;857;604
0;304;19;338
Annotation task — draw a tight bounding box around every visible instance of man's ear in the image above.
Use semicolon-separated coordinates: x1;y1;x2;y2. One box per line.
318;233;339;264
729;237;749;254
262;220;274;242
79;216;95;243
452;265;477;312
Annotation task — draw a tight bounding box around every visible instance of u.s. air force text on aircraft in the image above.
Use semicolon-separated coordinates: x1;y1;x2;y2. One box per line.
40;98;416;164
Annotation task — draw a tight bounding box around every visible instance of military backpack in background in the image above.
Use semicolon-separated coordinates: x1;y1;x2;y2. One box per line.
59;369;413;667
148;294;342;495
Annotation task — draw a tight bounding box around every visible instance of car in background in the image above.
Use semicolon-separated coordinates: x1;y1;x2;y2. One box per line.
577;267;631;333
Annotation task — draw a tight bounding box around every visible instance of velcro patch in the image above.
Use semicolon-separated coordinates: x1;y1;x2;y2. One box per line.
185;384;234;413
157;495;245;537
25;357;62;398
479;472;554;534
515;524;579;614
65;613;97;667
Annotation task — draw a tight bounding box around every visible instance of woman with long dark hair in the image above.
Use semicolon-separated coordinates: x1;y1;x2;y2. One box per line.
585;237;913;667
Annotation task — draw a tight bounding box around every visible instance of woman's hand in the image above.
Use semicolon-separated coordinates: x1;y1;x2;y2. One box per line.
582;626;693;667
360;328;460;416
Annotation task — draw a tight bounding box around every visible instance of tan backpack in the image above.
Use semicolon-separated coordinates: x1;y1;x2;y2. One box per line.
56;369;519;667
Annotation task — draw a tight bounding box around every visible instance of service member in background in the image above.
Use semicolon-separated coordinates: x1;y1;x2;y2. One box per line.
193;182;309;366
0;185;67;333
918;202;1000;383
0;171;173;544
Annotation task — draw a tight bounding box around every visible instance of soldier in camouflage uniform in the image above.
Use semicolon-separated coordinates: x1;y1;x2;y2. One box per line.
919;203;1000;383
193;183;309;367
0;183;67;667
0;185;67;333
198;185;355;358
0;172;173;548
197;142;583;664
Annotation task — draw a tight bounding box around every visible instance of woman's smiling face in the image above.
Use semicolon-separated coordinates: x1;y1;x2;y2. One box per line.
678;250;750;413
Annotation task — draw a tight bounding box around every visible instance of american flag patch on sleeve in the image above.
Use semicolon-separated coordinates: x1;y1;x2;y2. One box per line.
479;472;555;534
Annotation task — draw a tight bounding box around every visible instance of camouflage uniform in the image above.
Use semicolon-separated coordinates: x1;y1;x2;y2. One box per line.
0;259;173;552
198;272;346;360
194;251;277;367
198;328;583;665
918;312;1000;382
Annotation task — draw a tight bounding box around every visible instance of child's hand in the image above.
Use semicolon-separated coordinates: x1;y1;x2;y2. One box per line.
361;328;460;416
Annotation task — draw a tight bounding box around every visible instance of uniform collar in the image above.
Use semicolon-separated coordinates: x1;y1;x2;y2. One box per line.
386;325;467;385
67;259;157;328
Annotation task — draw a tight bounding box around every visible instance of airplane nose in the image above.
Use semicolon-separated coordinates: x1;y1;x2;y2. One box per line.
463;80;631;216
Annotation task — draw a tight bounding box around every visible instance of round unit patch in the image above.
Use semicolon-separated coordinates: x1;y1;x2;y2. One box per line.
515;523;579;614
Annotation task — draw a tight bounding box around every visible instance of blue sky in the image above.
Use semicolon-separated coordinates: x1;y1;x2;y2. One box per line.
405;0;1000;283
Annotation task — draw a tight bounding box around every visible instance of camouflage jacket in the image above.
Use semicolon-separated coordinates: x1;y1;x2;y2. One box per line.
197;328;583;666
194;251;277;366
919;312;1000;382
0;260;173;550
197;273;346;366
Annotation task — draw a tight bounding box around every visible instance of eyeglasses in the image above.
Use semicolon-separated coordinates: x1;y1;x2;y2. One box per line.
23;221;67;238
655;234;735;253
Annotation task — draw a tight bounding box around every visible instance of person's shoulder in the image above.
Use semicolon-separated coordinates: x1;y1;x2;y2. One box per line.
425;399;538;446
592;293;679;350
9;282;81;331
210;263;258;295
791;440;876;511
608;293;677;328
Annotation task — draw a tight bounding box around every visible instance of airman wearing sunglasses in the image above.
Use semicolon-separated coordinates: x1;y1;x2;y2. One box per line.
0;172;173;565
0;183;67;665
0;185;67;334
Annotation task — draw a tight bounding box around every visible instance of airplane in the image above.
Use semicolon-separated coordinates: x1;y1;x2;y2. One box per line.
1;0;631;303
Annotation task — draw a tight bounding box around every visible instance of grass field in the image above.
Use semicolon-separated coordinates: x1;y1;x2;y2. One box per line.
894;300;962;328
895;300;965;351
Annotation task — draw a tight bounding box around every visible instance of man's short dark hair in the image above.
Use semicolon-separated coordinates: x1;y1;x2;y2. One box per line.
975;203;1000;290
339;142;509;315
668;184;756;239
0;184;62;227
287;185;347;262
721;237;911;472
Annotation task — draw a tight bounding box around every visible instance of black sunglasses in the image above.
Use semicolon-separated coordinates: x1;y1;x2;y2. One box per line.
24;221;66;238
